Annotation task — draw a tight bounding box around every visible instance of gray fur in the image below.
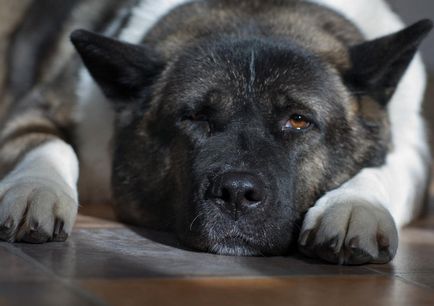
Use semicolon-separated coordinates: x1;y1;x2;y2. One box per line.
0;0;431;264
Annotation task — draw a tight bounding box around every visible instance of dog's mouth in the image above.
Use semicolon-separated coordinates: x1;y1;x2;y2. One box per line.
209;236;264;256
181;233;267;256
179;213;294;256
177;172;295;256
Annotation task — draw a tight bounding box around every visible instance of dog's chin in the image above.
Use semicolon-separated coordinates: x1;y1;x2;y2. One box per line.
180;233;288;256
209;241;261;256
184;237;264;256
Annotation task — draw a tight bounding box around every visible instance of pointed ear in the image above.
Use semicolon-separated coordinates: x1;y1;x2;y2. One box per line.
70;29;164;102
345;19;432;105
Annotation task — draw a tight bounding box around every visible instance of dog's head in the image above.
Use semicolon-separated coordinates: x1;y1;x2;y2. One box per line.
71;19;432;255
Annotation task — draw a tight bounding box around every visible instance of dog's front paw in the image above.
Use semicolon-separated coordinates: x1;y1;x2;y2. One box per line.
298;192;398;265
0;177;78;243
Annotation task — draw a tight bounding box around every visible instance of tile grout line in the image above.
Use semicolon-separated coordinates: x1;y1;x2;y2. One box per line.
1;243;111;306
363;265;433;290
359;265;388;276
394;274;433;290
363;266;391;276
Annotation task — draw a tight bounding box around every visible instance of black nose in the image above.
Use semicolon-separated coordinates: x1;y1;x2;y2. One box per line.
210;171;266;218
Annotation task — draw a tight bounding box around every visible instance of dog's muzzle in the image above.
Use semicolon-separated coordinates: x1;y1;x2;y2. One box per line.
207;171;266;220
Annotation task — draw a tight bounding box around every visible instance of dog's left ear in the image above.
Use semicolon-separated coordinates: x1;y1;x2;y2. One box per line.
71;29;164;104
345;19;432;105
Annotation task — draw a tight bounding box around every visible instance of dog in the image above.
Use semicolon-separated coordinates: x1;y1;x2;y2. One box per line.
0;0;432;265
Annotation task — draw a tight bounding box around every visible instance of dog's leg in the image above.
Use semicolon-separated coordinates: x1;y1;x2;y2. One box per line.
0;93;79;243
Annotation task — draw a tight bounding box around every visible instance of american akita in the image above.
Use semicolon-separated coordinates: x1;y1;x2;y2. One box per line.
0;0;432;265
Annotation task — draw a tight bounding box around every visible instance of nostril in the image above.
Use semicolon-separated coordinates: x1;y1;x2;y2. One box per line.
221;187;231;202
209;171;266;214
244;188;262;203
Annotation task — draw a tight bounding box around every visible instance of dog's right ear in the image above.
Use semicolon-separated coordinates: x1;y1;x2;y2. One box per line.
345;19;432;105
71;29;164;103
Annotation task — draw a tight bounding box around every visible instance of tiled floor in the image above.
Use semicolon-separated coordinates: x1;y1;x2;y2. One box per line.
1;202;434;306
1;81;434;305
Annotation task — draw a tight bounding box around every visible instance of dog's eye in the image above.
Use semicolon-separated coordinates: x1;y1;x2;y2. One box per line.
190;113;208;122
182;112;212;135
283;114;311;130
181;112;209;122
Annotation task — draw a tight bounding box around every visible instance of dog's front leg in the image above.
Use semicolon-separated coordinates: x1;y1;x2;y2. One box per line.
298;170;400;265
0;100;79;243
298;56;430;265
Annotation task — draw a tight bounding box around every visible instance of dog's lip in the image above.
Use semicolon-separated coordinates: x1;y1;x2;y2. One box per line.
180;225;293;256
180;229;263;254
214;234;261;249
207;235;265;256
221;234;254;243
211;243;261;256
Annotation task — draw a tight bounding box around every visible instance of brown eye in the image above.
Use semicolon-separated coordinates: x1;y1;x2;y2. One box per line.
182;112;212;135
191;113;208;122
181;112;207;122
284;114;311;130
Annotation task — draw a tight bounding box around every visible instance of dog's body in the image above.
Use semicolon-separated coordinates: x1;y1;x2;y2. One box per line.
0;0;431;264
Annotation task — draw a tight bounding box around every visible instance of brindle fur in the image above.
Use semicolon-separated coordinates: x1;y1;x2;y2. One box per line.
0;0;430;256
99;0;393;254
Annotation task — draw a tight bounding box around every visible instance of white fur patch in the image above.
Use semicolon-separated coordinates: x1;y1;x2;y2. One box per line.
0;140;79;238
9;140;79;193
75;69;115;203
309;0;430;226
75;0;193;203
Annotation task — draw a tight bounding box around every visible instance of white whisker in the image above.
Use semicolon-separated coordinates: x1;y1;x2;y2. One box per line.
189;213;203;231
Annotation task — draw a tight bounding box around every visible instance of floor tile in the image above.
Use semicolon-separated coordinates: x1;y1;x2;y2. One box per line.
396;272;434;288
0;243;50;282
368;228;434;274
14;228;375;279
78;203;117;221
80;276;434;306
0;281;106;306
75;203;120;229
75;214;124;229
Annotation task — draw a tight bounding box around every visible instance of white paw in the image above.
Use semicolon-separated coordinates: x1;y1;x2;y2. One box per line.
298;191;398;265
0;176;78;243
